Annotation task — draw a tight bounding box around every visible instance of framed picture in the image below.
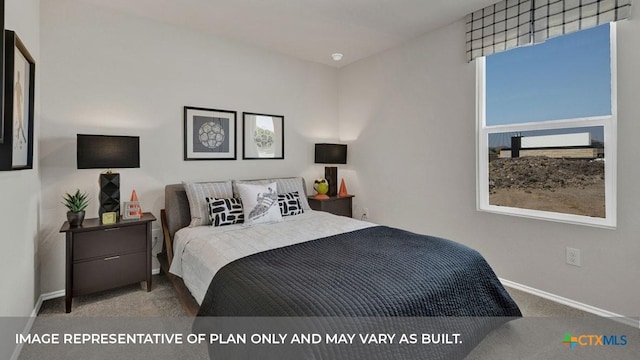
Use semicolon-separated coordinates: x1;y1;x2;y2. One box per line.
0;31;35;171
184;106;237;161
242;112;284;160
121;201;142;220
0;0;5;144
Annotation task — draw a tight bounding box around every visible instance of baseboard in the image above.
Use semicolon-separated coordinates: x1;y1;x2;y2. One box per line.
10;267;163;360
500;278;639;328
10;292;46;360
41;289;65;302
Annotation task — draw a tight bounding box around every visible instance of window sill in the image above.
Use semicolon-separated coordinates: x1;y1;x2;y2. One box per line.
478;205;616;229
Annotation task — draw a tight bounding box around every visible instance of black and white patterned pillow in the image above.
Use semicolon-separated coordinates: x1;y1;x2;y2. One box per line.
278;192;304;216
206;197;244;227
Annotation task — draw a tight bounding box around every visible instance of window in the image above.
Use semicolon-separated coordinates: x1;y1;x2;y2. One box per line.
477;23;616;227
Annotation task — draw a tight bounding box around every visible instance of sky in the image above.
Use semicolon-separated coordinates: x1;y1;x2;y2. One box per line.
486;23;612;127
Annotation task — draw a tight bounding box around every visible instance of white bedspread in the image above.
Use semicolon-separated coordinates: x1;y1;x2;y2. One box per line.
169;210;374;305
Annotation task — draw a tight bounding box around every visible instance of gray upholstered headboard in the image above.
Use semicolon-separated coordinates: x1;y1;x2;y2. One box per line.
164;183;192;241
164;177;307;241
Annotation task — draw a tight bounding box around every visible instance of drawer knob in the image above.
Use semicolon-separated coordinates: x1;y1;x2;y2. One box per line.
104;228;121;232
103;256;121;261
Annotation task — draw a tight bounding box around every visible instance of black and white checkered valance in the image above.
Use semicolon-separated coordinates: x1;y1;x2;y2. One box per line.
533;0;632;43
466;0;533;62
466;0;632;62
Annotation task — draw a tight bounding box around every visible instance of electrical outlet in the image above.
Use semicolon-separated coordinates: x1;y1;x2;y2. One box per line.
566;247;581;267
152;229;163;254
362;207;369;220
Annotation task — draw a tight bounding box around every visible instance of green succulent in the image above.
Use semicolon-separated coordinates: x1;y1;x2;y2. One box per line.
62;190;89;213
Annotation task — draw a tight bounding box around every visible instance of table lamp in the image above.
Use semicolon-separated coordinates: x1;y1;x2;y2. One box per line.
77;134;140;218
314;143;347;197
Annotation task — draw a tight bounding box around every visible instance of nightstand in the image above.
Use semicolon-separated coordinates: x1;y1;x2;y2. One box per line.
307;195;354;217
59;213;156;313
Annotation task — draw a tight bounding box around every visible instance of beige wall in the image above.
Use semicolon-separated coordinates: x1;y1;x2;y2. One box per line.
338;14;639;316
0;1;41;358
0;0;40;315
39;0;339;294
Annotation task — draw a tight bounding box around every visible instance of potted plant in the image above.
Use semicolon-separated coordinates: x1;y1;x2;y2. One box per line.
63;190;89;227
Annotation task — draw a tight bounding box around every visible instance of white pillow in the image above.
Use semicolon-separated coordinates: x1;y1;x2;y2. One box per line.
183;181;234;227
236;182;283;226
232;179;272;197
233;177;310;210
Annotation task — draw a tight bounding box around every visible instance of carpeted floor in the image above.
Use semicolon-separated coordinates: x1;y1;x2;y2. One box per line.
36;275;590;318
32;275;638;359
468;287;639;359
38;274;187;317
503;286;596;318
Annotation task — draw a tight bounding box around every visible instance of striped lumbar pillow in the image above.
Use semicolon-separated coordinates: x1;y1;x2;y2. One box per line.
183;181;234;227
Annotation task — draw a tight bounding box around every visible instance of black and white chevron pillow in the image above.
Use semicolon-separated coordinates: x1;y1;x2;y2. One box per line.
206;197;244;227
278;192;304;216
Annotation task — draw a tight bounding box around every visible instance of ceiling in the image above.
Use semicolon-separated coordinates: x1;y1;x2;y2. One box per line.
77;0;497;67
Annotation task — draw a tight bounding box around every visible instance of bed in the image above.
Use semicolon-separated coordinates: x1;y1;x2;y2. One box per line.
160;178;521;359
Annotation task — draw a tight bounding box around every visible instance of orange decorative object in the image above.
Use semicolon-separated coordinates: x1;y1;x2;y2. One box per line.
338;179;349;197
314;193;330;199
130;190;143;216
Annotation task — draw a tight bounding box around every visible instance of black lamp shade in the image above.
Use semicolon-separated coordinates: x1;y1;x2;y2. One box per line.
314;143;347;164
77;134;140;169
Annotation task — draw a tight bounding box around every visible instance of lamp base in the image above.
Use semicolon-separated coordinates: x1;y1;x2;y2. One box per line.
99;172;120;219
324;166;338;197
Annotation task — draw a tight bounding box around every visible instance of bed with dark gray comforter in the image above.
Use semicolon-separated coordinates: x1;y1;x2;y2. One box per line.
194;226;521;359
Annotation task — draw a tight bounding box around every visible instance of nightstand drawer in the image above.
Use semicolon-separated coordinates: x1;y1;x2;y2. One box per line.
308;195;354;217
73;224;147;260
317;200;351;217
73;251;146;296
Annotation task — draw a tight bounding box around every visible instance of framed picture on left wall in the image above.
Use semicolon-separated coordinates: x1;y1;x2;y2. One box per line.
0;0;5;144
184;106;237;160
0;30;35;171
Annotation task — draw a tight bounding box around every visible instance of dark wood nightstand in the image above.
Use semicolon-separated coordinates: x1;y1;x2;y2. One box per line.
307;195;354;217
59;213;156;313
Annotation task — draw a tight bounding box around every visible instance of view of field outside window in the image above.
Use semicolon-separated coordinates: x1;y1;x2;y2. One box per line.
488;127;605;217
484;24;611;219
